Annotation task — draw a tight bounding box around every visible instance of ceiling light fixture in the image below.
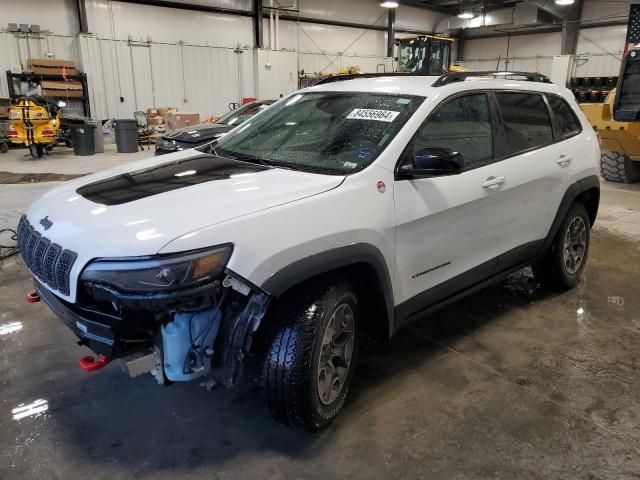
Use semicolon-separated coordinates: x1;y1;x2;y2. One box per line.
380;1;399;8
457;10;475;19
554;0;575;5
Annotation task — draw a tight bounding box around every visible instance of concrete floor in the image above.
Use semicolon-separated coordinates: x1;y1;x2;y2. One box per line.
1;146;640;479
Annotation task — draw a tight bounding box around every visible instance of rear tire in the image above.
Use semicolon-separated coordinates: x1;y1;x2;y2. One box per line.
262;279;359;431
533;203;591;290
600;150;640;183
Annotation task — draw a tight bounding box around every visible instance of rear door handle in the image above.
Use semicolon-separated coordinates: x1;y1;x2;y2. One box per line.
481;176;505;189
557;155;572;166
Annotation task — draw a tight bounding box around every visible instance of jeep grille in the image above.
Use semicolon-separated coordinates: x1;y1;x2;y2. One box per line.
17;216;77;296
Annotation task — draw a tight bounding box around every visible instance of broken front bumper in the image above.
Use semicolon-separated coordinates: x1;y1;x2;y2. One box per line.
34;272;270;387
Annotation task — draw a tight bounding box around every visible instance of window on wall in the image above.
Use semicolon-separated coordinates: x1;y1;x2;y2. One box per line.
412;93;493;169
495;92;553;155
547;95;582;139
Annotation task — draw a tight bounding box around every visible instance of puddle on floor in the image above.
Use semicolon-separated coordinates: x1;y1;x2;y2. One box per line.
0;171;84;184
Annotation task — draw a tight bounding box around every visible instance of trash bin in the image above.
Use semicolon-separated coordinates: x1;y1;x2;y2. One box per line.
70;123;96;156
91;121;104;153
114;119;138;153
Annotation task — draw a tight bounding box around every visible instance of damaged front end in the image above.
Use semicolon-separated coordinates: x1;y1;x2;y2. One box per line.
33;246;271;388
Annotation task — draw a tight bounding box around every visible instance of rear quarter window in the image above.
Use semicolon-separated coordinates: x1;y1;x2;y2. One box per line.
547;95;582;139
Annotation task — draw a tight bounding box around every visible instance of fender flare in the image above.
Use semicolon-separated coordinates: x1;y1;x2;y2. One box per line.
261;243;395;337
540;175;600;255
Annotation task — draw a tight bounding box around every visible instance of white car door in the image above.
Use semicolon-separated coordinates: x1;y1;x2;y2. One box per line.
394;92;514;319
487;91;577;269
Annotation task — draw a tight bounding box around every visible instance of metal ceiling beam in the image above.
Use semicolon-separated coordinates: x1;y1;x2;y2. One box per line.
111;0;253;18
463;19;627;39
397;0;452;15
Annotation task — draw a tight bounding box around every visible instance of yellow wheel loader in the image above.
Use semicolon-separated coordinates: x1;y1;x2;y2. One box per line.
581;89;640;183
581;47;640;183
8;97;62;159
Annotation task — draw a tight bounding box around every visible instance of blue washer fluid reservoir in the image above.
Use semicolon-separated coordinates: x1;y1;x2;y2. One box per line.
162;307;221;381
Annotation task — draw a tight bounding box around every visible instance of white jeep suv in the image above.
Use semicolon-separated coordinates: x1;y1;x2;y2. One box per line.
18;71;600;431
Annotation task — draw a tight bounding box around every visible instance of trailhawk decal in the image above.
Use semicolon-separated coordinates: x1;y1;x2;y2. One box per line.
411;261;451;279
346;108;400;122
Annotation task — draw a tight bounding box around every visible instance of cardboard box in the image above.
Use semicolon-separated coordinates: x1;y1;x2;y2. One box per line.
41;80;82;91
148;116;164;126
40;80;84;98
27;58;78;76
0;97;9;118
165;112;200;130
42;89;84;98
147;108;158;117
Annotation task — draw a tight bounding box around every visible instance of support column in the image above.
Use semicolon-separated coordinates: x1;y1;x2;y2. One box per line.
253;0;264;49
75;0;89;34
456;29;465;61
561;0;583;55
387;9;396;58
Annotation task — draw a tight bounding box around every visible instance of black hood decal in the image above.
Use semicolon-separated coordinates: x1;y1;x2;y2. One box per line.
163;124;233;143
76;154;269;206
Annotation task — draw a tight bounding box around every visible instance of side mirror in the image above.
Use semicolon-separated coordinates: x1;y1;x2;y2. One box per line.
399;148;464;178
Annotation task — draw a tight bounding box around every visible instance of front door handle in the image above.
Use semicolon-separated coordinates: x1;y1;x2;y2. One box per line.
481;176;505;189
557;155;572;166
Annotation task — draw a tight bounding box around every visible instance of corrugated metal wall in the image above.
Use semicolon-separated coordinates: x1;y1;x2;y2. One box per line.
76;35;255;120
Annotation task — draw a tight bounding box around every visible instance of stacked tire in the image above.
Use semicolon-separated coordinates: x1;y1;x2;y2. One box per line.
601;150;640;183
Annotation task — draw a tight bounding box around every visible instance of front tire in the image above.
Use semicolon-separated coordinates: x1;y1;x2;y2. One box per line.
534;203;590;290
262;280;359;431
28;144;43;159
600;150;640;183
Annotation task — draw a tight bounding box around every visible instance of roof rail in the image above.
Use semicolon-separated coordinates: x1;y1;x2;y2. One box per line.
432;71;552;87
314;72;428;85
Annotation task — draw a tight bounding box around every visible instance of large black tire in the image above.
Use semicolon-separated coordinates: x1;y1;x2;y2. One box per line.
600;150;640;183
262;279;359;431
533;203;591;290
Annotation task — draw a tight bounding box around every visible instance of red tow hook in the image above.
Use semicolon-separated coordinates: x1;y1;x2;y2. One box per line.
79;354;109;372
26;292;41;303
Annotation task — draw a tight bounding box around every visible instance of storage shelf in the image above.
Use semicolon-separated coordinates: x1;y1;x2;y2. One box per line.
5;70;91;118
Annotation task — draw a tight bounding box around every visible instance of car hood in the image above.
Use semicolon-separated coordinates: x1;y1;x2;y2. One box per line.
162;123;233;143
26;150;345;261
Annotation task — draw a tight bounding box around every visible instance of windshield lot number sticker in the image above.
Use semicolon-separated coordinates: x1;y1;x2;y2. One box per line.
347;109;400;122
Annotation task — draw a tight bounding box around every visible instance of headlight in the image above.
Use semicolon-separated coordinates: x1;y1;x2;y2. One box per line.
80;245;232;293
157;138;177;150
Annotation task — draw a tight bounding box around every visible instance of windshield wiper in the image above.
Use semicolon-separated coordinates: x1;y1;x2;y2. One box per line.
224;153;296;171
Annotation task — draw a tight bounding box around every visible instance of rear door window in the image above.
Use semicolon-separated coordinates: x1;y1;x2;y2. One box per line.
547;95;582;139
496;92;553;155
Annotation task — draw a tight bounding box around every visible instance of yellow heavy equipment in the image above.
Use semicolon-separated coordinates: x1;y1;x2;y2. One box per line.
581;89;640;183
8;97;62;159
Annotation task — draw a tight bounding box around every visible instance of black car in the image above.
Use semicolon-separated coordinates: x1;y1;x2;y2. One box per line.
154;100;275;155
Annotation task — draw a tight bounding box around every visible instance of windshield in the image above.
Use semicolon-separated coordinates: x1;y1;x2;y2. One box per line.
203;92;423;175
216;102;272;127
